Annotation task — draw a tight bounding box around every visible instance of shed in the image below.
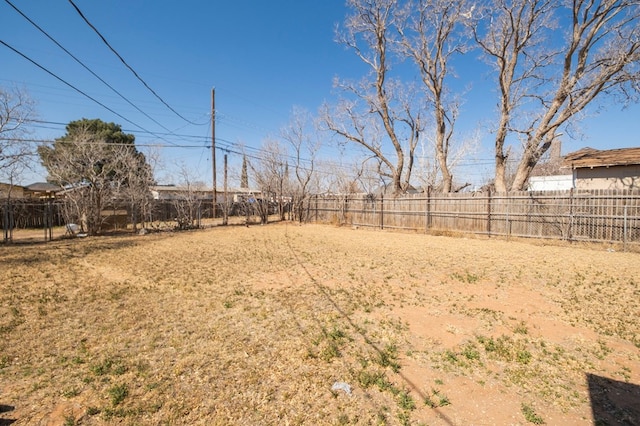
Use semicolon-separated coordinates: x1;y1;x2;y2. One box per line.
563;147;640;190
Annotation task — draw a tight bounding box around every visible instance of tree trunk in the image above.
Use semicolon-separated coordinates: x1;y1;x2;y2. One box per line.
494;155;508;193
437;146;452;193
511;137;553;191
510;162;531;191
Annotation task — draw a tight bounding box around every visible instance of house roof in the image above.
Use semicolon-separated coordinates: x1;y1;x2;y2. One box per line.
25;182;62;192
563;147;640;168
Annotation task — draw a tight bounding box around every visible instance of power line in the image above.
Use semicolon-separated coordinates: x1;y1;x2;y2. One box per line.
67;0;201;126
17;120;502;176
0;39;166;137
0;46;180;150
3;0;180;136
23;119;206;147
0;136;206;149
3;135;494;182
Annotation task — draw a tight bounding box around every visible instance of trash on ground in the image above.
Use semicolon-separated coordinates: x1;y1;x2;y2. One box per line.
331;381;352;396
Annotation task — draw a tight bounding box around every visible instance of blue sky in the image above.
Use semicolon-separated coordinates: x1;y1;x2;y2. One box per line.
1;1;639;187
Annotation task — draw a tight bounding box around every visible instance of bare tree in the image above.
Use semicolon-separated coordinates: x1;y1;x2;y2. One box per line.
318;158;369;224
0;86;36;189
39;119;152;235
171;163;206;230
315;157;360;196
249;140;289;224
113;148;155;231
40;129;127;234
281;107;320;222
397;0;473;192
475;0;640;191
326;0;424;194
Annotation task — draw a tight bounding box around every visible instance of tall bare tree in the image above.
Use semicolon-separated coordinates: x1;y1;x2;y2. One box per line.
397;0;473;192
281;107;320;222
475;0;640;191
113;148;154;231
0;86;35;189
326;0;424;194
249;140;289;224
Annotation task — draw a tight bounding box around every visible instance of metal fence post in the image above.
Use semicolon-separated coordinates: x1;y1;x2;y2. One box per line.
486;188;492;237
425;192;428;233
567;188;574;242
506;193;510;240
2;200;8;242
380;194;384;230
426;186;432;230
623;204;628;252
44;199;49;241
343;195;348;225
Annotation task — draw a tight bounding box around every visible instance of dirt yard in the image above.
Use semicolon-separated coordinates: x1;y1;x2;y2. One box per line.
0;223;638;425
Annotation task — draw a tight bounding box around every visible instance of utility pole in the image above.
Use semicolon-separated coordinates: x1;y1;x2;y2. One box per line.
211;88;217;222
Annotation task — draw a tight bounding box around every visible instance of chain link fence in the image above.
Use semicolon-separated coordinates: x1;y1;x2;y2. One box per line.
1;199;66;242
1;198;281;243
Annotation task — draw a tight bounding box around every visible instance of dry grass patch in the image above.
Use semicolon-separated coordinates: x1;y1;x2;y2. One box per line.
0;223;639;425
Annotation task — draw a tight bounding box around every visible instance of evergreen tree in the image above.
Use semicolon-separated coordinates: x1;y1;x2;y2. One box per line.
38;118;153;235
240;155;249;188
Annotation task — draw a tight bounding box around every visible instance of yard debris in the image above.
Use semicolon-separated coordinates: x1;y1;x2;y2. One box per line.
65;223;87;238
66;223;79;235
331;381;352;396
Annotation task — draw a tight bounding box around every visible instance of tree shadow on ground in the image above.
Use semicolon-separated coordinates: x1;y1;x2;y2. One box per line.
587;373;639;425
0;404;16;425
283;231;455;425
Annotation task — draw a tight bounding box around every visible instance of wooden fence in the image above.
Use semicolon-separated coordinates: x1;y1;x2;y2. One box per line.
4;190;639;248
306;189;640;249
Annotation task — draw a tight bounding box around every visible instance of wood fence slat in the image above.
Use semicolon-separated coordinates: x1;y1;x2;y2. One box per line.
305;189;640;248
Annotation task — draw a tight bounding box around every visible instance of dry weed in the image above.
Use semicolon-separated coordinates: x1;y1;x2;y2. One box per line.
0;223;638;425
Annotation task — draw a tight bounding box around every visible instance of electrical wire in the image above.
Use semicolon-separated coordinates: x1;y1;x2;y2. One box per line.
0;42;187;149
14;120;504;176
3;0;181;136
0;136;205;149
0;39;164;135
3;133;496;183
67;0;202;126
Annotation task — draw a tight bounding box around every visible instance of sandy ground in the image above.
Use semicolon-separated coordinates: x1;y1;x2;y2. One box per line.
0;222;638;425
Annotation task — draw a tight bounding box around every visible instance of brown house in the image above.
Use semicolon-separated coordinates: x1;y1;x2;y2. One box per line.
563;147;640;190
24;182;62;199
0;182;25;199
0;182;63;199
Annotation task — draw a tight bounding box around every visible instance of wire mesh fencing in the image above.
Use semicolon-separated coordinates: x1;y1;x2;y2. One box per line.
1;199;66;243
306;189;640;250
4;189;639;249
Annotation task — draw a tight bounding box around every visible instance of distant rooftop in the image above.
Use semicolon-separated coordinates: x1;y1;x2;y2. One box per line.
564;147;640;168
25;182;62;192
